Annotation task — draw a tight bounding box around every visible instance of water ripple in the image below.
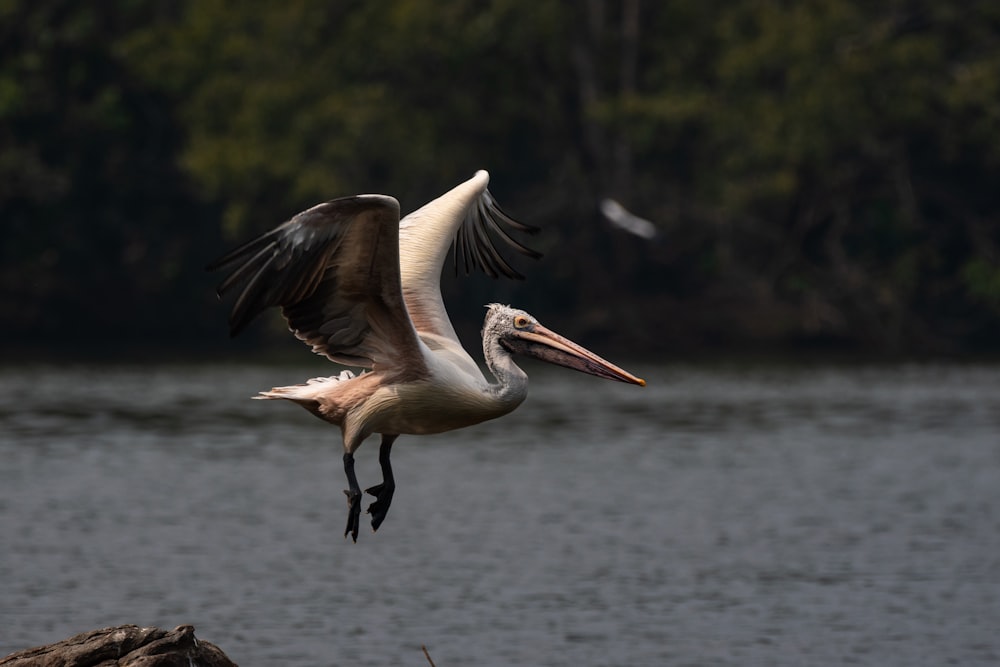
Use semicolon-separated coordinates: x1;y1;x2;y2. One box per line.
1;362;999;665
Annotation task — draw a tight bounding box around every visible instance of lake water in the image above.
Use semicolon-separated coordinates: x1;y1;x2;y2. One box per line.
1;361;999;666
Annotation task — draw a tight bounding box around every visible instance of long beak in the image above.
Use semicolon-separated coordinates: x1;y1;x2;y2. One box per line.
504;324;646;386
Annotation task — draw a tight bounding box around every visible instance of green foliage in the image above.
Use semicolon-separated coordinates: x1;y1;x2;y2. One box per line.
964;260;1000;309
122;0;573;236
0;0;219;344
3;0;999;354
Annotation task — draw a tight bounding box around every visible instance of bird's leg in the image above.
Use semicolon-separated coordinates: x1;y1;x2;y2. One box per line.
343;451;362;542
365;434;398;531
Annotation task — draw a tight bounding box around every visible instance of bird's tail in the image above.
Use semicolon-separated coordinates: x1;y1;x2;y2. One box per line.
253;370;359;401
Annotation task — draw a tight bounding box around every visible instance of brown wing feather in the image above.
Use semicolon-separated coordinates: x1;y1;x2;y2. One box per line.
209;195;427;375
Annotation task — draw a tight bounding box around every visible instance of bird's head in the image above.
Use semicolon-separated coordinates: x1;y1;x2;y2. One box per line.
483;304;645;386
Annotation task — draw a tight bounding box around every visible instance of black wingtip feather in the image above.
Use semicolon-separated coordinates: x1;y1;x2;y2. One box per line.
451;188;542;280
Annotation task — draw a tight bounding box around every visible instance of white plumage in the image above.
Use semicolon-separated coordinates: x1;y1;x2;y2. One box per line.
211;170;644;541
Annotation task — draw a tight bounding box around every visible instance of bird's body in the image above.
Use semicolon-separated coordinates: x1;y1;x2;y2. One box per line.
258;340;523;440
210;170;644;540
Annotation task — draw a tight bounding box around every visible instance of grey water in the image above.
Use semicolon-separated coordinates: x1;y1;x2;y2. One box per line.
1;361;999;666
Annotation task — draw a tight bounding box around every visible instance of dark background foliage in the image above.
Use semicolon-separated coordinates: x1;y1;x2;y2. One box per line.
3;0;999;359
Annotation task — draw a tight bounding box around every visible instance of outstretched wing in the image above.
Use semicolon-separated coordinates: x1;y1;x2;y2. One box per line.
398;170;541;350
208;195;427;375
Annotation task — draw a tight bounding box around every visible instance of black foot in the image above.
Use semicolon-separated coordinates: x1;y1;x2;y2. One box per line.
365;482;395;532
364;434;398;532
344;488;362;542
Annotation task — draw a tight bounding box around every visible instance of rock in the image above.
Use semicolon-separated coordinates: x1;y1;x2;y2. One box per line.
0;625;237;667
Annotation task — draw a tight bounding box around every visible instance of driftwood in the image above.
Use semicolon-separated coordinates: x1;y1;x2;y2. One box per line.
0;625;237;667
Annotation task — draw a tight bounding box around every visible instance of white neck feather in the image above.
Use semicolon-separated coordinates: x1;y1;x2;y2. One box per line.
483;334;529;410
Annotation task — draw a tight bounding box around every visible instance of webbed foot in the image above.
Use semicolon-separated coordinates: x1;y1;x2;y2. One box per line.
365;481;395;532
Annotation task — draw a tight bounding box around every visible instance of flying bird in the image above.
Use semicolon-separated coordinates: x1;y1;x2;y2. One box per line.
209;170;645;541
599;198;658;240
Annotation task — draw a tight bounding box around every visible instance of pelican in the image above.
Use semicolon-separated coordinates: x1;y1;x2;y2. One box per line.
209;170;645;541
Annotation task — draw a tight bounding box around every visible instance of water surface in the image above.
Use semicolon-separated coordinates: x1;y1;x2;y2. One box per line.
1;362;999;665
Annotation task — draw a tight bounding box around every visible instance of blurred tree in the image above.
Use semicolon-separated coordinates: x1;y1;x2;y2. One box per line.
614;1;1000;351
0;0;220;350
121;0;581;345
3;0;999;356
123;0;571;231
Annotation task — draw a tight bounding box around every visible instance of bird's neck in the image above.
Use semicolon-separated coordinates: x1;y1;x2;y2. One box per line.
483;338;529;410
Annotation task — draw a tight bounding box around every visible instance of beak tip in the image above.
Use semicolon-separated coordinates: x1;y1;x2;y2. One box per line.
636;378;646;387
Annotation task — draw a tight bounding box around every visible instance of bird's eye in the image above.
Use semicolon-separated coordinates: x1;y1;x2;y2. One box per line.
513;315;530;329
